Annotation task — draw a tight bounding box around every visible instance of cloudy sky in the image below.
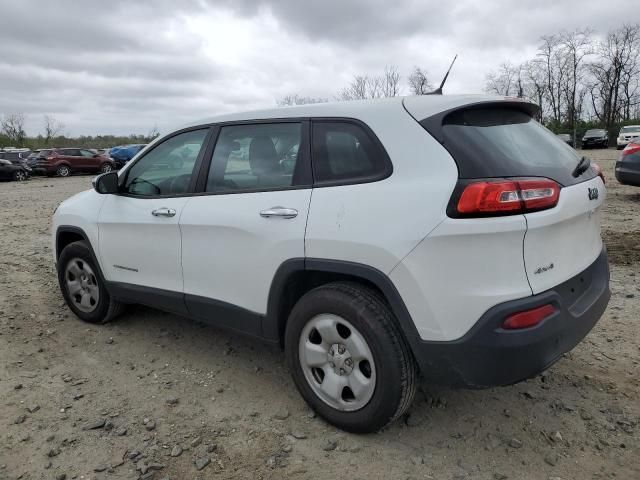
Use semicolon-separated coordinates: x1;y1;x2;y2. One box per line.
0;0;626;136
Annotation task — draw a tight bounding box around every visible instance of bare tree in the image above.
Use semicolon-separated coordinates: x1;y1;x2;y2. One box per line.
43;114;64;145
147;124;161;140
381;65;401;97
408;66;433;95
277;94;329;106
523;59;547;121
338;66;402;100
1;113;27;145
588;24;640;131
485;62;523;96
559;29;593;137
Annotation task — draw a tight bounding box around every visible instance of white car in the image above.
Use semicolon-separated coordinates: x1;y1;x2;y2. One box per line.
52;95;610;432
617;125;640;149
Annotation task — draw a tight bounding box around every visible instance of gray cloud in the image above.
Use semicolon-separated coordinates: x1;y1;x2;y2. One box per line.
0;0;629;136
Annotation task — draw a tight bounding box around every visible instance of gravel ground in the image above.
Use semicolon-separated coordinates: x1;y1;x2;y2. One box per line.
1;148;638;480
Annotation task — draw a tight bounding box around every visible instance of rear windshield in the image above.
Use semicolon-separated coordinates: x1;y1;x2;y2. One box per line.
426;107;591;186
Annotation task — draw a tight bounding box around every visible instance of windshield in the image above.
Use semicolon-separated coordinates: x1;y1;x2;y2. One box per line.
584;130;605;137
621;126;640;133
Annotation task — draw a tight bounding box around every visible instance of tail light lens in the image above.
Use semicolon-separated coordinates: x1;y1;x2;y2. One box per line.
455;178;560;217
503;304;556;330
622;142;640;156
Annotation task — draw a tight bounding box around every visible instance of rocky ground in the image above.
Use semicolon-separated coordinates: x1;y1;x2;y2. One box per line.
0;148;638;480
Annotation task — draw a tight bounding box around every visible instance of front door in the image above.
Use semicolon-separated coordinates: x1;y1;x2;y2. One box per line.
180;121;312;336
98;128;211;298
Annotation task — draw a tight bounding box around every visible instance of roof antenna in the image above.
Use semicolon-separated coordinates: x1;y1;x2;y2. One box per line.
427;54;458;95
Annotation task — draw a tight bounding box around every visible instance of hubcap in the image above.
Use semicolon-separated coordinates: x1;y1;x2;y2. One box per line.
102;164;112;172
16;171;26;181
64;258;100;313
299;314;376;411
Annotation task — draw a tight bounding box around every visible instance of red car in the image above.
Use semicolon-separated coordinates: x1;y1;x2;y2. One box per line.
32;148;115;177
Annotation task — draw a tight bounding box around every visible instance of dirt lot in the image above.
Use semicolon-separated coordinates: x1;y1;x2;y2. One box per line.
1;149;638;480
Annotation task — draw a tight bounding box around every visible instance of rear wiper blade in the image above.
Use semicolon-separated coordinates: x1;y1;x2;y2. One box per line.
572;156;591;177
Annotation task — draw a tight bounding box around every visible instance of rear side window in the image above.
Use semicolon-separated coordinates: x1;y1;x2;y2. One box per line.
427;107;589;187
312;121;391;185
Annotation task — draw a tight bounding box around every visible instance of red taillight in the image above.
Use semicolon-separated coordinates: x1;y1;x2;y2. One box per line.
592;162;605;184
503;304;556;330
622;142;640;156
456;178;560;216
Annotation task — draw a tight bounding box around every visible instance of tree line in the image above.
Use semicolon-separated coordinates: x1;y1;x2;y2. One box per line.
0;113;160;149
485;23;640;140
280;23;640;141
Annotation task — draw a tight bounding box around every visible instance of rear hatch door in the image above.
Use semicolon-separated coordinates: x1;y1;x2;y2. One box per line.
405;97;605;293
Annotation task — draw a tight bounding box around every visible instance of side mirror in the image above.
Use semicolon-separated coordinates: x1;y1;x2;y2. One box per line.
92;171;119;194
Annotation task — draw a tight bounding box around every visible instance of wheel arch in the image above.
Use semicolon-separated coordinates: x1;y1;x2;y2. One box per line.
264;258;422;352
56;226;96;264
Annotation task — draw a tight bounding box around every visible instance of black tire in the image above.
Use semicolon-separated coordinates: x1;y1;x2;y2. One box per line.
285;282;417;433
56;165;71;177
57;240;124;324
12;170;27;181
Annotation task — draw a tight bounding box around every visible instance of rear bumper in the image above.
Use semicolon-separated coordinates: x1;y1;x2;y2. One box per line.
412;248;610;387
615;160;640;186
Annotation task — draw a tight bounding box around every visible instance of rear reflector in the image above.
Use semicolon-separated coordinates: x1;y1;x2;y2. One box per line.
503;304;556;330
456;178;560;216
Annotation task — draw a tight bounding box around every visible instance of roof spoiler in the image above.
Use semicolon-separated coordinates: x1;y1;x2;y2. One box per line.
426;55;458;95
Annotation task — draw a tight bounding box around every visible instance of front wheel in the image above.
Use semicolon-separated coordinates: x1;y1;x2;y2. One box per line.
285;282;417;433
100;163;113;173
57;241;124;323
13;170;27;181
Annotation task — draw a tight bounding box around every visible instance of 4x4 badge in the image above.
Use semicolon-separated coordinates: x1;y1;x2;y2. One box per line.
588;187;599;200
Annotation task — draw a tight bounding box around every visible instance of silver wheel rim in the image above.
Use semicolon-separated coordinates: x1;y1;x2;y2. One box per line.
64;258;100;313
58;166;69;176
102;164;112;173
15;171;26;181
299;314;376;411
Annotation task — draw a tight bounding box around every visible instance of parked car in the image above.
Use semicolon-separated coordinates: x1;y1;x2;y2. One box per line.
581;129;609;149
31;148;115;177
0;158;29;181
556;133;574;147
0;149;31;163
615;141;640;186
616;125;640;150
53;95;610;432
109;144;146;168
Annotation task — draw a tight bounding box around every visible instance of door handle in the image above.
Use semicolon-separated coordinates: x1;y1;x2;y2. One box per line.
260;206;298;219
151;207;176;217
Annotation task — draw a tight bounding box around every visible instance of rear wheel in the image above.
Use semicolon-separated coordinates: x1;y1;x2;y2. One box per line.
13;170;27;181
57;241;124;323
285;282;417;433
56;165;71;177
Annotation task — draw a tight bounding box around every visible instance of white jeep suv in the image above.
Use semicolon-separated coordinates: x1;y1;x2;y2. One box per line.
53;95;610;432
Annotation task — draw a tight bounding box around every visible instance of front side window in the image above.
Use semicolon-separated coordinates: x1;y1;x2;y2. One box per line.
122;129;208;196
206;123;302;192
312;121;390;184
80;149;95;158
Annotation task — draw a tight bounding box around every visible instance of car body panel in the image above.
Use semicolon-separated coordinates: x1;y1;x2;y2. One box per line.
180;189;312;315
523;176;605;294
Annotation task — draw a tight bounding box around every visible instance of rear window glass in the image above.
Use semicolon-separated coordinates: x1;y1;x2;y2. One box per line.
312;121;391;185
435;108;587;186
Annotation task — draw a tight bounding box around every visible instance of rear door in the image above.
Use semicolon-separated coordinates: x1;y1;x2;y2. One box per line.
408;101;606;293
179;121;312;336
